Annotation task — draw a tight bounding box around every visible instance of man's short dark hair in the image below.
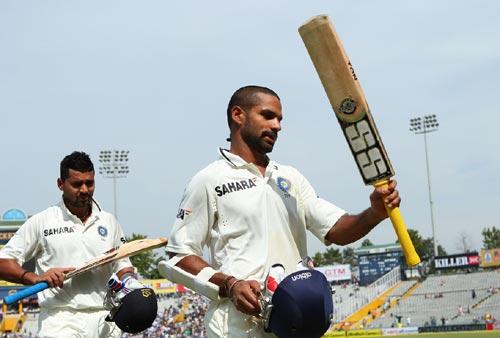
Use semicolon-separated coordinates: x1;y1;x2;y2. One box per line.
226;85;280;128
60;151;94;180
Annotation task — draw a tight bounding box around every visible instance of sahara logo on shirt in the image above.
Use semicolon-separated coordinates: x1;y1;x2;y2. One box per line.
215;178;257;196
43;227;75;237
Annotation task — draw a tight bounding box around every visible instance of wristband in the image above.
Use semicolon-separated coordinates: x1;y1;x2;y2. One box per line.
119;271;137;281
228;279;244;298
219;275;236;298
20;270;30;284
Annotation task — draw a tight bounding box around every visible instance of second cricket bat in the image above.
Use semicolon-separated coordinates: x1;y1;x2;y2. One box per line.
299;15;420;266
3;237;168;305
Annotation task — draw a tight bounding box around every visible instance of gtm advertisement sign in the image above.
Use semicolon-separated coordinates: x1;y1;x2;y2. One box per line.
316;264;352;282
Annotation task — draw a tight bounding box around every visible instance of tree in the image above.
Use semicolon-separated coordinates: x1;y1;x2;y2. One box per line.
437;245;447;256
360;238;373;247
126;233;165;279
482;226;500;249
313;247;357;267
422;237;447;257
323;247;342;265
407;229;426;258
408;229;434;260
400;229;447;260
313;252;325;267
342;247;357;266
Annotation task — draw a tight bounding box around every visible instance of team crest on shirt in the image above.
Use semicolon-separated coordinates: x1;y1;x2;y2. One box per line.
97;225;108;237
277;177;291;192
176;208;192;220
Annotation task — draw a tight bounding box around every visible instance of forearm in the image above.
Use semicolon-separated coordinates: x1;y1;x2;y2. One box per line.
325;208;386;245
116;267;136;279
167;253;261;314
0;258;34;285
0;259;74;288
174;254;231;290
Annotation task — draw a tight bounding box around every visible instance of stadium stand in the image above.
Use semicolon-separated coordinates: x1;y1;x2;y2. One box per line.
122;291;209;337
370;270;500;328
333;267;402;327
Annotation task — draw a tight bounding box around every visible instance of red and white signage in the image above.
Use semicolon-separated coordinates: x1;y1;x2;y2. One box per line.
434;252;480;269
316;264;352;282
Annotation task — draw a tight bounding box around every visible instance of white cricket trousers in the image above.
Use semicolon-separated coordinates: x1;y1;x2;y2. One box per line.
38;308;121;338
205;299;276;338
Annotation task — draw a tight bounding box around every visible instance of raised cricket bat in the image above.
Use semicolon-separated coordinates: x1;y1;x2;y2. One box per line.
3;237;168;305
299;15;420;266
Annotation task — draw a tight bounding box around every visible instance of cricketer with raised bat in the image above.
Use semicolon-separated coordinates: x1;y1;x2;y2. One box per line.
164;85;401;337
0;151;147;337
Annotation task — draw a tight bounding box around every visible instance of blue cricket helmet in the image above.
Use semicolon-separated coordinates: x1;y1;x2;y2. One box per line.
265;269;333;338
106;288;158;333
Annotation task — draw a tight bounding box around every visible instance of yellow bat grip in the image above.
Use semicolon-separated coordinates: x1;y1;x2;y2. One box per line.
374;180;421;266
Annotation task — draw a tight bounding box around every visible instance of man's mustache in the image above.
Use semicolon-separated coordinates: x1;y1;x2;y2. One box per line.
262;130;278;140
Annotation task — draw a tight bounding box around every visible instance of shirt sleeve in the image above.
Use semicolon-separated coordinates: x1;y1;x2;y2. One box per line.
0;217;41;265
166;172;215;256
111;217;133;273
297;170;346;244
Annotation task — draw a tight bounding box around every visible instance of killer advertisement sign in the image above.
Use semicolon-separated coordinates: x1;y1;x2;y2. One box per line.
434;252;479;270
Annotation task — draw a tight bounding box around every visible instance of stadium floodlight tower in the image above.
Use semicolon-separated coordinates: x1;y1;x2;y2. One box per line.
98;150;130;218
409;115;439;258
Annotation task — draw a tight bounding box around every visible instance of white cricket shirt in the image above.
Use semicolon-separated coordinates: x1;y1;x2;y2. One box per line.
0;200;132;310
167;148;346;280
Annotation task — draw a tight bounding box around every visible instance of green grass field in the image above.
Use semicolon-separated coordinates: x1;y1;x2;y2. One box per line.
350;332;500;338
410;333;500;337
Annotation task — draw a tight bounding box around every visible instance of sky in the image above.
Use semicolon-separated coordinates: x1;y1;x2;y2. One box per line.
1;1;499;257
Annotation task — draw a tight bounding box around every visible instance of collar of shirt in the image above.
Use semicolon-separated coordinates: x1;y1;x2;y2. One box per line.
58;199;102;226
218;147;279;178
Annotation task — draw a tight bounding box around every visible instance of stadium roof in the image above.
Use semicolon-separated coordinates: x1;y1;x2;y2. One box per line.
354;243;402;255
2;208;27;221
1;208;28;228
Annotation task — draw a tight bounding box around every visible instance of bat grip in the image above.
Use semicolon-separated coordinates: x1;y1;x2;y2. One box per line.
374;180;421;266
3;281;49;305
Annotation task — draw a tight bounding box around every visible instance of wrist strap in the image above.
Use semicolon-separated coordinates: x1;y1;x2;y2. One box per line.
120;272;137;282
219;275;236;298
228;279;243;298
20;270;30;284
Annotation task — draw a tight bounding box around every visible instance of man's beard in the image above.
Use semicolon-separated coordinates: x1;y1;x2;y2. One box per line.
242;127;277;154
64;195;91;209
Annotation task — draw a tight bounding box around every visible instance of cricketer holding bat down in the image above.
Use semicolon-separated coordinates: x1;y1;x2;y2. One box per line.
0;152;144;337
165;85;401;337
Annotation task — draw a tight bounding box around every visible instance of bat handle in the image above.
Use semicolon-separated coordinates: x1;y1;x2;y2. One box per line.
3;281;49;305
374;180;421;267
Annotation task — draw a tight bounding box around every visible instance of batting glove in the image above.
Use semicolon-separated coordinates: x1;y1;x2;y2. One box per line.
103;273;146;321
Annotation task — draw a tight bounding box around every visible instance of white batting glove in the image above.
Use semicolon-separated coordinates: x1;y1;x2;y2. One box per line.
107;273;144;301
